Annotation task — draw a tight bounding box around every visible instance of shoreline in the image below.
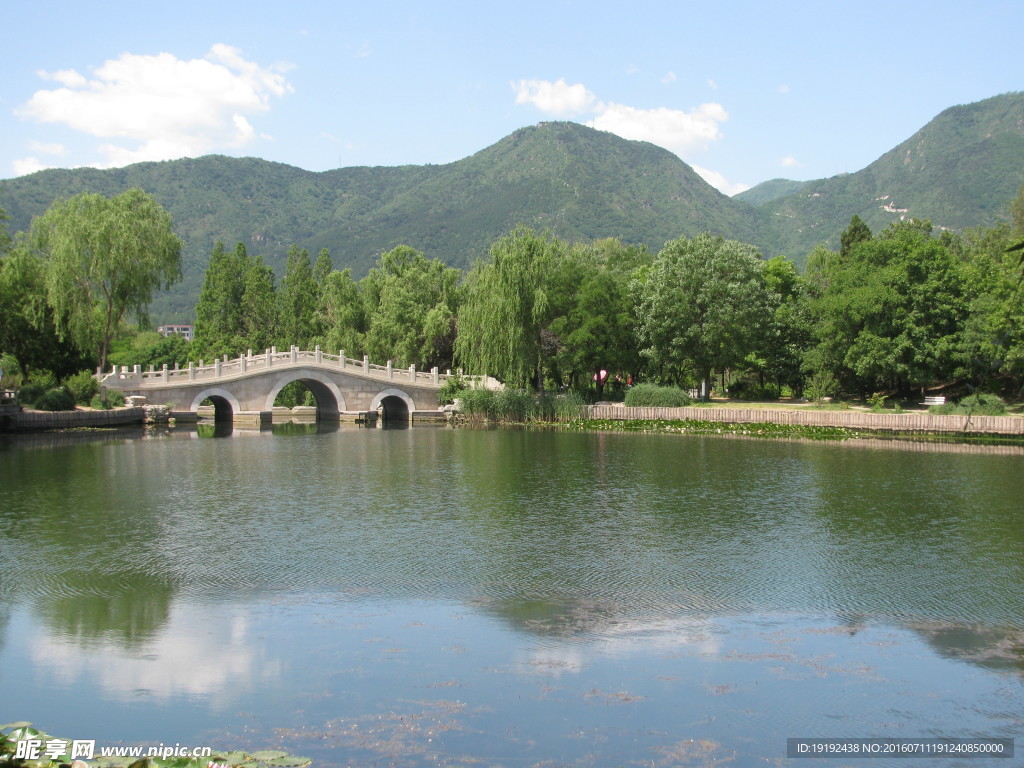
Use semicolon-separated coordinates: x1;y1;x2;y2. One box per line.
582;403;1024;438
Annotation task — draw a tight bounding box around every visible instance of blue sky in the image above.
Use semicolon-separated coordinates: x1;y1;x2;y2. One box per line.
2;1;1022;195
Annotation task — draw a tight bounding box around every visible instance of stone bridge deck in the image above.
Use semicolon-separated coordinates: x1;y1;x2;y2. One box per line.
100;347;489;423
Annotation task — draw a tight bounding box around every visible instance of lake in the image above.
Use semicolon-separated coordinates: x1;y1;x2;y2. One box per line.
1;423;1022;767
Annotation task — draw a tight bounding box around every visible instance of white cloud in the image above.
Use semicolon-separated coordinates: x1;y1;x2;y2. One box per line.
28;140;66;155
778;84;790;94
692;164;749;196
512;78;600;117
661;71;677;84
38;68;88;88
15;45;293;170
781;155;801;168
12;157;55;176
707;79;719;90
589;102;728;155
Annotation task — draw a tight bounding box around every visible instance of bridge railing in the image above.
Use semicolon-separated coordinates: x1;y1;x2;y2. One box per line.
99;346;493;390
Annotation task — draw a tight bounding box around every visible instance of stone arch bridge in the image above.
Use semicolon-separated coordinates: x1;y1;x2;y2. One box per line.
100;347;489;424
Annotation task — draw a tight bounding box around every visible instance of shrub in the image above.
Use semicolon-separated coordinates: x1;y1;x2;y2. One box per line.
16;382;48;406
730;380;780;400
930;393;1006;416
624;383;692;408
90;389;127;410
536;390;587;422
493;388;534;422
804;370;838;405
64;370;100;405
34;387;76;411
457;387;496;420
868;392;887;412
437;375;468;405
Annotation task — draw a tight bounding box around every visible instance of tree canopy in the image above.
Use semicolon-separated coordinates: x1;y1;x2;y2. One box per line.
28;189;182;370
633;233;770;392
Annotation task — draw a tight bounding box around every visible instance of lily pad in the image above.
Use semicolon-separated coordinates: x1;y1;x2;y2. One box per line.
266;757;312;767
0;722;33;731
4;726;43;741
92;757;143;768
249;751;288;761
211;751;252;764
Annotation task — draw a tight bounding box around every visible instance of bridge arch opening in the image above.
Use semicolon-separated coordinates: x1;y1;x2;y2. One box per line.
370;388;415;424
265;373;345;418
378;395;410;423
189;388;241;422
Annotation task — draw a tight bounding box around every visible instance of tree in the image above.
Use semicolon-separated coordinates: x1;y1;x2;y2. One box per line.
455;226;564;390
745;255;809;393
633;233;770;394
277;245;319;347
360;245;460;369
839;215;872;258
804;221;971;396
28;189;182;371
193;242;244;357
240;254;278;352
553;269;635;397
194;242;278;358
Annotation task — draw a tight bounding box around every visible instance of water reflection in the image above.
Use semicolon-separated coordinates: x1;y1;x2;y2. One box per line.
36;572;174;649
29;603;279;704
0;426;1022;759
196;422;234;439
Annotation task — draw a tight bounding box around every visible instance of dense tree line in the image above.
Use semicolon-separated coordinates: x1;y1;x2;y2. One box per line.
3;184;1024;404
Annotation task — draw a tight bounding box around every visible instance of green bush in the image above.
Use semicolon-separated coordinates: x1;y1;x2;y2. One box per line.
730;380;780;401
868;392;888;412
63;370;100;405
931;393;1006;416
34;387;76;411
16;382;47;406
457;387;496;420
624;383;692;408
536;390;587;422
437;375;468;405
493;388;534;421
455;387;587;423
90;389;127;410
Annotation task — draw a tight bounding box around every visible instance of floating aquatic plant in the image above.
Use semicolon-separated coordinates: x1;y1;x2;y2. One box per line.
0;723;311;768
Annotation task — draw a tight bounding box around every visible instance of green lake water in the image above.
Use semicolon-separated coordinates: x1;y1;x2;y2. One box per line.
0;424;1022;766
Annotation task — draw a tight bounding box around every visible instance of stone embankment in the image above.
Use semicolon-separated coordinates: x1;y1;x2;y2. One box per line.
586;404;1024;436
3;407;145;431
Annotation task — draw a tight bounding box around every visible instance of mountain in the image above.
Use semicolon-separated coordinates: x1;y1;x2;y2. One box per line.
754;92;1024;256
2;93;1023;321
733;178;810;207
0;122;760;321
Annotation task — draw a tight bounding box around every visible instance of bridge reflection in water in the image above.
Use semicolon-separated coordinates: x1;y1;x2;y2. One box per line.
99;346;493;425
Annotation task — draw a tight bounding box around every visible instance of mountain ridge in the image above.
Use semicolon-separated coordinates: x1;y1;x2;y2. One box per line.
2;93;1023;320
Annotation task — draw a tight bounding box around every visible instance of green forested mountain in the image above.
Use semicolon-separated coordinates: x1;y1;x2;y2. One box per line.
734;178;810;207
2;92;1023;322
0;122;758;320
755;92;1024;256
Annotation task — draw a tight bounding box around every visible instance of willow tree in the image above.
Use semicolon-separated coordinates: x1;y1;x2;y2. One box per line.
360;245;460;370
455;226;563;390
30;188;182;370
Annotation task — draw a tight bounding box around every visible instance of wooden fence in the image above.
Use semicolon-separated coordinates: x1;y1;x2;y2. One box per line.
585;405;1024;436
